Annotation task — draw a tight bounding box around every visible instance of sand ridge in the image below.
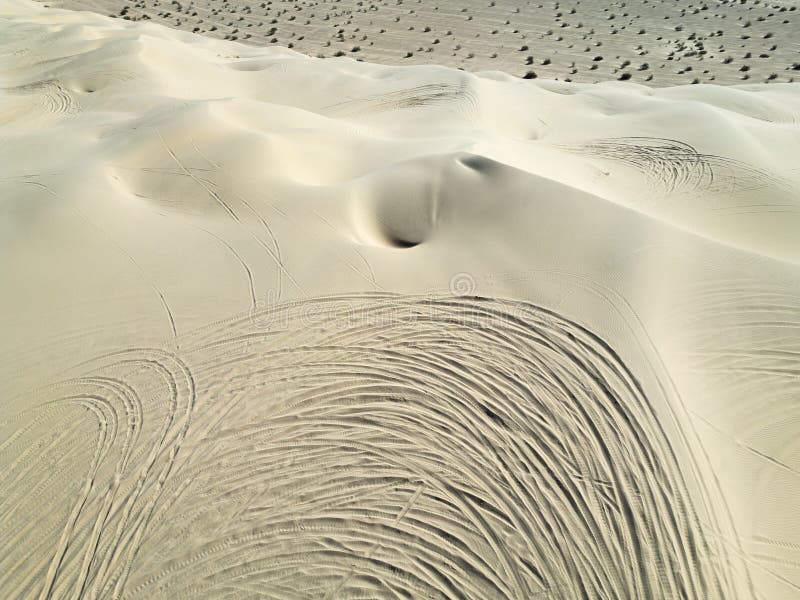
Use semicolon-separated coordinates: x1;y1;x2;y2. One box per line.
2;0;800;598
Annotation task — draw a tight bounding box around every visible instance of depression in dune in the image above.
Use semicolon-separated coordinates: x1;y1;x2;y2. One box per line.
2;0;800;599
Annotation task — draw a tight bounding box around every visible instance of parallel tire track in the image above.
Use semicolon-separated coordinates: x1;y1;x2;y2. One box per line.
1;294;748;599
558;136;787;197
323;82;480;119
6;79;80;116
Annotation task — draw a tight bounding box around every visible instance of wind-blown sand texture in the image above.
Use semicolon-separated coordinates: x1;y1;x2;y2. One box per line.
41;0;800;85
2;1;800;598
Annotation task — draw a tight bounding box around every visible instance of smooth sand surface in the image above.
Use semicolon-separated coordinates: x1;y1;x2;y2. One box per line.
41;0;800;85
2;0;800;598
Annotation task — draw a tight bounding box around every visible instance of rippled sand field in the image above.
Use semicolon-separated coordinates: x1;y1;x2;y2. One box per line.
2;1;800;598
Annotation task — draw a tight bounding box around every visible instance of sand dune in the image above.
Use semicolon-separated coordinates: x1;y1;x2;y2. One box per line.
2;0;800;598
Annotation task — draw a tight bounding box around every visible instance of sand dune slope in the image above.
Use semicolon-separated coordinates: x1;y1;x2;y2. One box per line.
2;1;800;598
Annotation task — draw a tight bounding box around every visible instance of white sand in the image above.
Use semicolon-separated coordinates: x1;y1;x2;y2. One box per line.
2;0;800;598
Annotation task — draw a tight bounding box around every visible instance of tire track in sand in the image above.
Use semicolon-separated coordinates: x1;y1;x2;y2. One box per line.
558;136;788;197
1;294;752;599
2;293;748;599
1;349;194;600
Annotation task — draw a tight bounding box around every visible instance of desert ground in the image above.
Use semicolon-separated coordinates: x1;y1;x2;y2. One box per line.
42;0;800;85
2;0;800;598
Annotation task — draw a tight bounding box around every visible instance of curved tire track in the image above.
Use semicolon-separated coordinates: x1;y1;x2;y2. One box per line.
1;295;750;599
558;136;787;197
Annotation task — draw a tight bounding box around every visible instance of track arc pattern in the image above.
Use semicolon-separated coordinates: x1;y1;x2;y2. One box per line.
1;295;746;599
